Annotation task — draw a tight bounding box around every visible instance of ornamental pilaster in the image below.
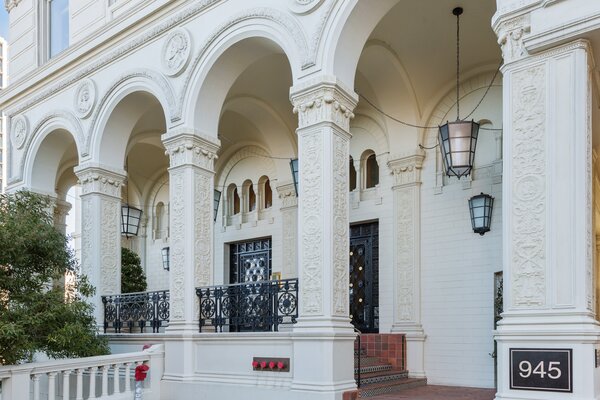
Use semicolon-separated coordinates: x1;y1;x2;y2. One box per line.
277;183;298;279
53;199;72;236
74;163;125;326
388;152;426;378
162;129;219;330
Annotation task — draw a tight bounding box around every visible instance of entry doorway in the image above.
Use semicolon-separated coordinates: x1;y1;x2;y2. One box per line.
350;221;379;333
229;238;272;284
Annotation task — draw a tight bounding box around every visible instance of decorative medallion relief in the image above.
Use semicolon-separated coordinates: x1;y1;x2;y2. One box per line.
511;64;546;308
162;28;192;77
11;115;28;150
74;79;96;119
497;14;531;64
288;0;325;15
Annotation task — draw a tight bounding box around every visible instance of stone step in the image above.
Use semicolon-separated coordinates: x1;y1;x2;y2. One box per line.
357;377;428;398
354;362;392;374
357;369;408;385
355;356;385;367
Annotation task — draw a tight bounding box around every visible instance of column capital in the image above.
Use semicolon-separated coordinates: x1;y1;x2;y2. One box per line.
290;76;358;131
277;183;297;209
162;128;220;170
495;13;531;65
387;151;425;187
74;163;125;198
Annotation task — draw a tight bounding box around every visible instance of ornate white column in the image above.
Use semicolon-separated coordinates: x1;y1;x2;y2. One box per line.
289;77;357;398
74;163;125;326
53;199;72;235
388;152;426;378
161;128;218;382
277;183;298;279
494;12;600;399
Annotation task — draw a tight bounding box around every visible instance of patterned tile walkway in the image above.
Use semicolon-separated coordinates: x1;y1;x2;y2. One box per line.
369;385;496;400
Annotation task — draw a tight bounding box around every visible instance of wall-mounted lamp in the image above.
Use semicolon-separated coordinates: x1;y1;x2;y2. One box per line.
468;193;494;235
161;247;170;271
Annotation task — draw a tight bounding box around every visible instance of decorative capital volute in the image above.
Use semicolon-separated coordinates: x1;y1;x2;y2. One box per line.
495;13;531;65
162;128;220;171
290;76;358;131
388;151;426;187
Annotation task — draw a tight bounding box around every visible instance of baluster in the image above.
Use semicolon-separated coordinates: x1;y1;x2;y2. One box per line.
62;370;71;400
48;372;57;400
124;363;132;392
32;373;41;400
113;364;120;394
89;366;98;399
75;369;84;400
101;366;109;397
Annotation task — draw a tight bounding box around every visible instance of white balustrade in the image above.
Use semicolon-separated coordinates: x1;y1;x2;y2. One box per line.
0;344;164;400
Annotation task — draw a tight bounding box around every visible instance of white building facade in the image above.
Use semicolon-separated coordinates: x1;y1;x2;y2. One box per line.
0;36;7;191
1;0;600;399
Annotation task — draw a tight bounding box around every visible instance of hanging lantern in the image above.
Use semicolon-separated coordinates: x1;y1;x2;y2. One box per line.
161;247;170;271
290;158;299;196
121;204;142;237
468;193;494;235
438;7;480;179
214;189;221;222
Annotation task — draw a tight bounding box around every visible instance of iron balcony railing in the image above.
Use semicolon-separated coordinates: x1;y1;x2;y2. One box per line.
196;278;298;332
102;290;170;333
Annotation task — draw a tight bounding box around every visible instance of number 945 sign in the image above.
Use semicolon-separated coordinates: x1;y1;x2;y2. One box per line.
510;349;572;393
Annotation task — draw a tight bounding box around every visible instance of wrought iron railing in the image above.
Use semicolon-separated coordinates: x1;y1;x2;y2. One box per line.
354;328;362;388
102;290;170;333
196;278;298;332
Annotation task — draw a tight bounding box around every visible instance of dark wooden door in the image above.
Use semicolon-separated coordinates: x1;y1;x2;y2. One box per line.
349;222;379;333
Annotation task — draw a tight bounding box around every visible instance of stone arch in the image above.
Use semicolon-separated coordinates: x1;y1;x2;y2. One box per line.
22;112;83;193
216;145;278;192
88;69;174;166
180;9;304;135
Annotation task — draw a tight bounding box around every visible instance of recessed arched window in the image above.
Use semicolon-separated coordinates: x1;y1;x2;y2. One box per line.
259;176;273;209
365;152;379;189
349;157;357;191
228;184;240;215
243;180;256;213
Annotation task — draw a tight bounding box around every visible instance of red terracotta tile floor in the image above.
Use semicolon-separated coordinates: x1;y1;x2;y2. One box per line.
368;385;496;400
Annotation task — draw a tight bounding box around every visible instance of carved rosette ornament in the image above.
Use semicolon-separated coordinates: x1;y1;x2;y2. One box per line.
496;14;531;64
288;0;324;15
74;79;97;119
161;28;192;77
11;115;28;150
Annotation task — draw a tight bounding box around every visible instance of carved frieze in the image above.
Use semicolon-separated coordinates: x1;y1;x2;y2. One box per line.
496;14;531;64
162;28;192;77
4;0;21;12
169;170;186;321
100;198;120;295
74;79;96;119
292;80;357;131
511;63;546;308
277;183;298;209
11;115;28;150
194;170;212;288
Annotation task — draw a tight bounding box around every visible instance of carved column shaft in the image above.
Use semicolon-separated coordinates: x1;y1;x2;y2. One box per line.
291;78;357;328
277;183;298;279
75;164;125;326
162;130;219;330
501;40;594;318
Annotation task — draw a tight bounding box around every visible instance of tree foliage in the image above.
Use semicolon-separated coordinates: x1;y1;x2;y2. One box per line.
0;191;109;365
121;247;147;294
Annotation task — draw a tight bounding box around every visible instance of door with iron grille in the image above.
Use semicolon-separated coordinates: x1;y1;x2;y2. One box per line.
349;222;379;333
229;238;272;331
